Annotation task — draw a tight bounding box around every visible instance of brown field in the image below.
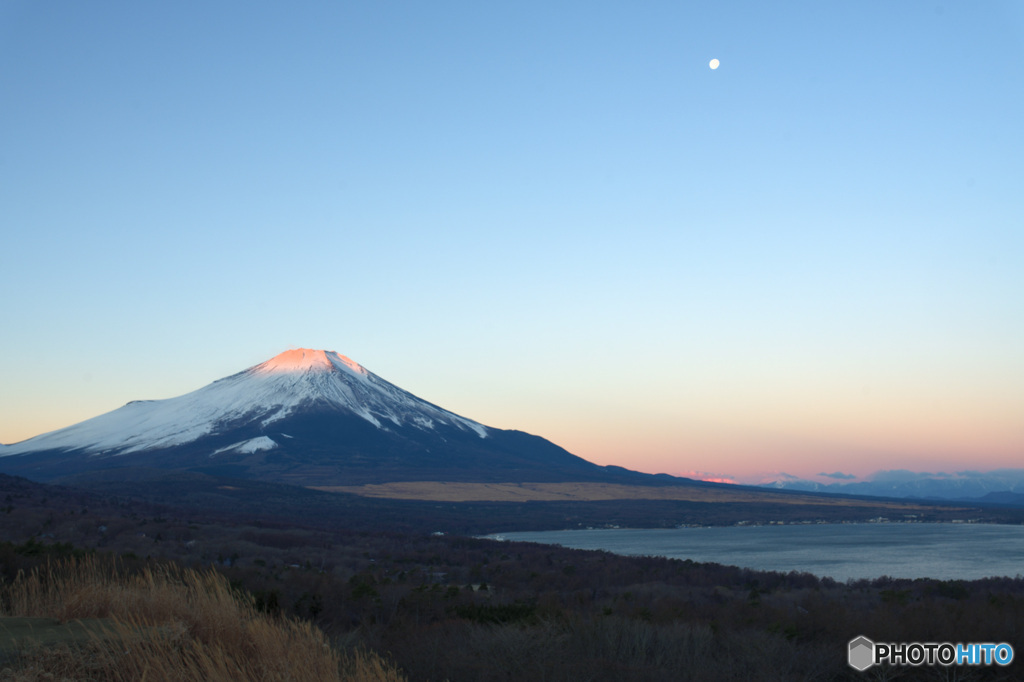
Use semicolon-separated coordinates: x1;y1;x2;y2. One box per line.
311;480;942;509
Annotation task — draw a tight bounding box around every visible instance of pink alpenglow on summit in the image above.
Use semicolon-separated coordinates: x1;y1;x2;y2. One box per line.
257;349;368;376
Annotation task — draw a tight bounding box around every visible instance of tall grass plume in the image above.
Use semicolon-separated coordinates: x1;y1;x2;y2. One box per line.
0;556;404;681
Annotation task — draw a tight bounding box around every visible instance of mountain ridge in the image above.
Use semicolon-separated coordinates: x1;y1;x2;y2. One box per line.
760;469;1024;503
0;348;648;487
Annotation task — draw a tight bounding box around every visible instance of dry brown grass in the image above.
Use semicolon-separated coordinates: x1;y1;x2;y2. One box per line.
312;480;943;509
0;557;405;682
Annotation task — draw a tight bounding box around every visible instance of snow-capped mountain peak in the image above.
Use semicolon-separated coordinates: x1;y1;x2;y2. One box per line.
0;347;620;487
3;348;487;457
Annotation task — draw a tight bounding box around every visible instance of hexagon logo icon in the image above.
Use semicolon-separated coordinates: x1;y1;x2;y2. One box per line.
848;636;875;671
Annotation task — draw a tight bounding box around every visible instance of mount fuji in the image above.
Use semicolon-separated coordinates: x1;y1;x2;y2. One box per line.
0;349;642;486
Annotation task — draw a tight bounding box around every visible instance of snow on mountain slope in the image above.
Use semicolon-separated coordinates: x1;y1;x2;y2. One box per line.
212;436;279;456
3;349;487;457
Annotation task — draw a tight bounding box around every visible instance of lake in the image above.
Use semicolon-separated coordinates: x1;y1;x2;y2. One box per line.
489;523;1024;582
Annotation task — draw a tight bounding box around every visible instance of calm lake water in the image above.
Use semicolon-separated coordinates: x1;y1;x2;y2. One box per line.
489;524;1024;582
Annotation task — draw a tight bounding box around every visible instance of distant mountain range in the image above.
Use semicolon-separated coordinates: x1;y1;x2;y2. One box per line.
0;349;664;487
759;469;1024;504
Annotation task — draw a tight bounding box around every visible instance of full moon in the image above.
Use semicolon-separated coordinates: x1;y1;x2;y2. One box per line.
709;58;720;70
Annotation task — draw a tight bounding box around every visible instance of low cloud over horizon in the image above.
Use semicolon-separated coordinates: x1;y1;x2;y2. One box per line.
817;471;858;480
754;468;1024;501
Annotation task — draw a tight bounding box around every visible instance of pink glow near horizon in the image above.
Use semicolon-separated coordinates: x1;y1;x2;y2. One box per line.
677;471;740;484
3;348;1021;485
512;407;1024;484
4;402;1021;483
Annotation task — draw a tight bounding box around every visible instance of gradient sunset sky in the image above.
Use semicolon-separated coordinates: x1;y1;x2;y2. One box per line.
2;2;1022;484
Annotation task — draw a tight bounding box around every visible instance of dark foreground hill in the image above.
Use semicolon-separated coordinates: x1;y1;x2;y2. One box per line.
2;473;1022;682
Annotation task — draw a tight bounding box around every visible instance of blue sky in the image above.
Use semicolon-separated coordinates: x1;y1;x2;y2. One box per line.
2;1;1022;482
